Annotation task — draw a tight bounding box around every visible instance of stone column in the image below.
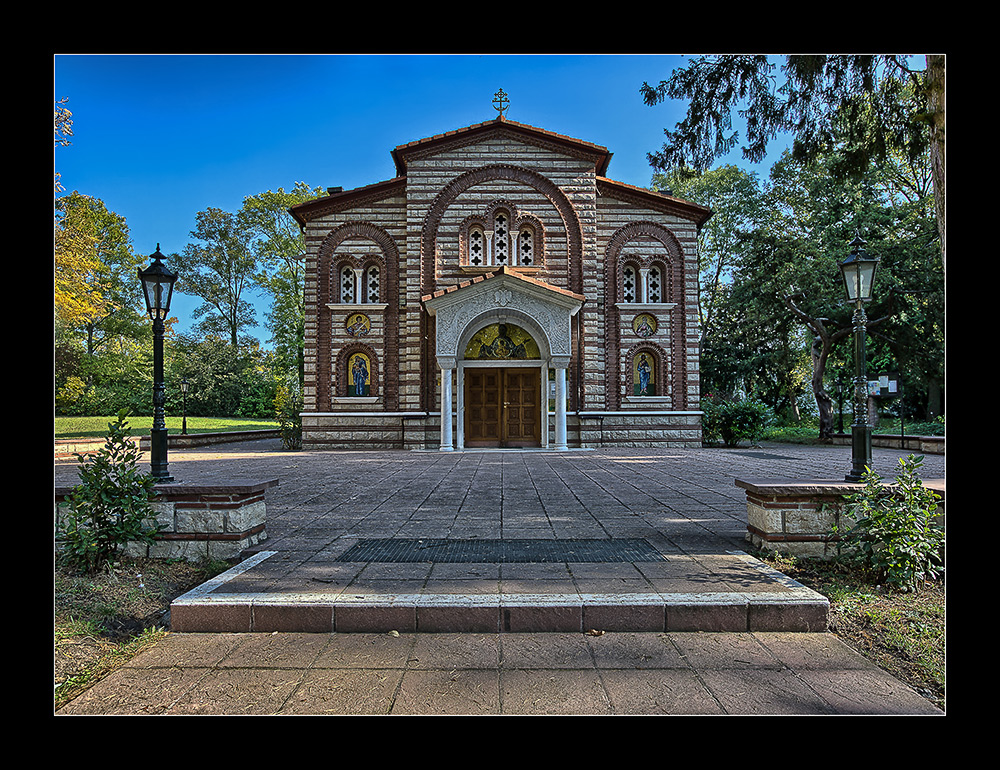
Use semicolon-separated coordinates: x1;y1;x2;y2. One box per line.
439;357;455;451
553;356;569;450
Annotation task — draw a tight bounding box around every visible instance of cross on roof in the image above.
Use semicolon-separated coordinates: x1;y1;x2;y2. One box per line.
492;88;509;117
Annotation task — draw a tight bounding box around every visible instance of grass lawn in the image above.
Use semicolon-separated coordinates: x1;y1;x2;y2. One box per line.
55;415;279;440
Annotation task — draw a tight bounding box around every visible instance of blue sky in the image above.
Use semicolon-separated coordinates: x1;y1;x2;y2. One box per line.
54;53;784;343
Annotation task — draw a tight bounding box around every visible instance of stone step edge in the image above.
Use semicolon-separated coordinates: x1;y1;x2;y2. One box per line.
168;551;829;634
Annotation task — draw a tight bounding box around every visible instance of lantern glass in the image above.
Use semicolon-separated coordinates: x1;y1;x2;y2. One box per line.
839;243;878;303
138;247;178;320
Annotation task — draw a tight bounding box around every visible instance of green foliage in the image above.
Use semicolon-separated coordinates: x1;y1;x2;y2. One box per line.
170;336;279;418
834;455;944;591
170;207;258;348
702;394;771;446
274;381;303;450
641;54;931;177
56;412;162;574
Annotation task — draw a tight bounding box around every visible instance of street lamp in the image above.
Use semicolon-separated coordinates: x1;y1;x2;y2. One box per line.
839;233;879;482
180;378;189;435
138;244;178;482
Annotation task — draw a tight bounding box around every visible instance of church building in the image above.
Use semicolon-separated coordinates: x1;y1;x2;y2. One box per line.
290;102;712;451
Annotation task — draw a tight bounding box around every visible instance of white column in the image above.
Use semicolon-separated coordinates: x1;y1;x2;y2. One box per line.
353;268;364;305
555;364;568;450
639;267;650;304
440;366;454;451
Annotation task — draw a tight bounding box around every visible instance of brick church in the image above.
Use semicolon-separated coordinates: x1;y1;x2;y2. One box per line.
290;103;712;450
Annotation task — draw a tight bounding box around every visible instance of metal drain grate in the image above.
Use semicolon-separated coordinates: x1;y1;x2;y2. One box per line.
335;538;666;563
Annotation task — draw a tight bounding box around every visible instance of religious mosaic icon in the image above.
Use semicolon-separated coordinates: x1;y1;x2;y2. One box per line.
465;323;540;360
348;352;371;396
633;352;655;396
346;313;371;337
632;313;657;337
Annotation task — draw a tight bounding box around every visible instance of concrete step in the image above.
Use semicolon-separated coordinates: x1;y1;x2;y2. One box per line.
169;548;829;634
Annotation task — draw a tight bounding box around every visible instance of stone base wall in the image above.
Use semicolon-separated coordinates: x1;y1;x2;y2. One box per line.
736;478;946;558
302;413;433;450
302;411;703;450
55;480;278;562
573;412;703;449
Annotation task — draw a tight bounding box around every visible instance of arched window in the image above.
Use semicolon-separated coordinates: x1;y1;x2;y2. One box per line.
469;227;485;266
340;265;356;303
647;265;662;303
621;261;668;303
462;208;543;267
518;227;535;266
335;260;383;304
366;265;380;303
493;212;509;265
622;265;638;303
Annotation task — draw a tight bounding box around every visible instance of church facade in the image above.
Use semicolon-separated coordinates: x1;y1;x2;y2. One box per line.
290;113;712;451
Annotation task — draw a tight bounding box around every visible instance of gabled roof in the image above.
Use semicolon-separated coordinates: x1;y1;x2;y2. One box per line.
597;177;713;227
289;117;713;229
391;115;613;177
289;177;406;226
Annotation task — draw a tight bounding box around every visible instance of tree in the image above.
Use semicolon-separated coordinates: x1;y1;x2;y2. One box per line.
239;182;325;386
55;192;148;352
169;335;279;418
170;207;258;349
641;55;945;264
652;165;770;343
54;195;106;331
54;97;73;194
764;146;941;435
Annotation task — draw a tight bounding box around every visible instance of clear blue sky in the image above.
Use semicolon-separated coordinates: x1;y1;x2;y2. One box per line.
54;53;783;343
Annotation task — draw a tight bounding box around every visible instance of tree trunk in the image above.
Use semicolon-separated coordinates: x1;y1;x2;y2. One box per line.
811;335;835;440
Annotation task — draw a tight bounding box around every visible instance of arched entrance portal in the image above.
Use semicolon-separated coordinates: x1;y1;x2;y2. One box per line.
462;323;543;448
422;267;583;451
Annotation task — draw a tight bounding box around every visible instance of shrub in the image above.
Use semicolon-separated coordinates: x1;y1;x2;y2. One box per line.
274;382;303;450
56;412;162;574
702;394;771;447
834;454;944;591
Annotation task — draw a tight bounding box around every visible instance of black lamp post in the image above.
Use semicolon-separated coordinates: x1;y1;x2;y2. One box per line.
181;378;189;435
138;245;178;482
839;233;879;482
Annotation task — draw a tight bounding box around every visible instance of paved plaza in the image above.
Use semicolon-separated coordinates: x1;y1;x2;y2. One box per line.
54;439;945;715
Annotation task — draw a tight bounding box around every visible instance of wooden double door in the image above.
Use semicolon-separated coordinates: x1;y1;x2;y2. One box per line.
464;367;541;448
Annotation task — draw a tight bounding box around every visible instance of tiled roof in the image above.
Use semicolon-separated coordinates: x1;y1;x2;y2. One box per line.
392;116;612;176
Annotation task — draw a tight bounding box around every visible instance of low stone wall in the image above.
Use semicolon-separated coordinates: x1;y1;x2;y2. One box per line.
736;477;946;558
55;479;278;562
829;432;944;455
55;429;280;458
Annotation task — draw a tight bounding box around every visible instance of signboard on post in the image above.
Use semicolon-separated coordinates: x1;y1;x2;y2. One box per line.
878;371;899;399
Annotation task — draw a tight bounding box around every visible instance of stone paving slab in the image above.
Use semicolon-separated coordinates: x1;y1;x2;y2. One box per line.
56;630;943;715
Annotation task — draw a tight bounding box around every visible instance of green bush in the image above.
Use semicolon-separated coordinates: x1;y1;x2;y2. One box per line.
833;455;944;591
702;394;771;447
274;382;303;450
56;412;162;574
